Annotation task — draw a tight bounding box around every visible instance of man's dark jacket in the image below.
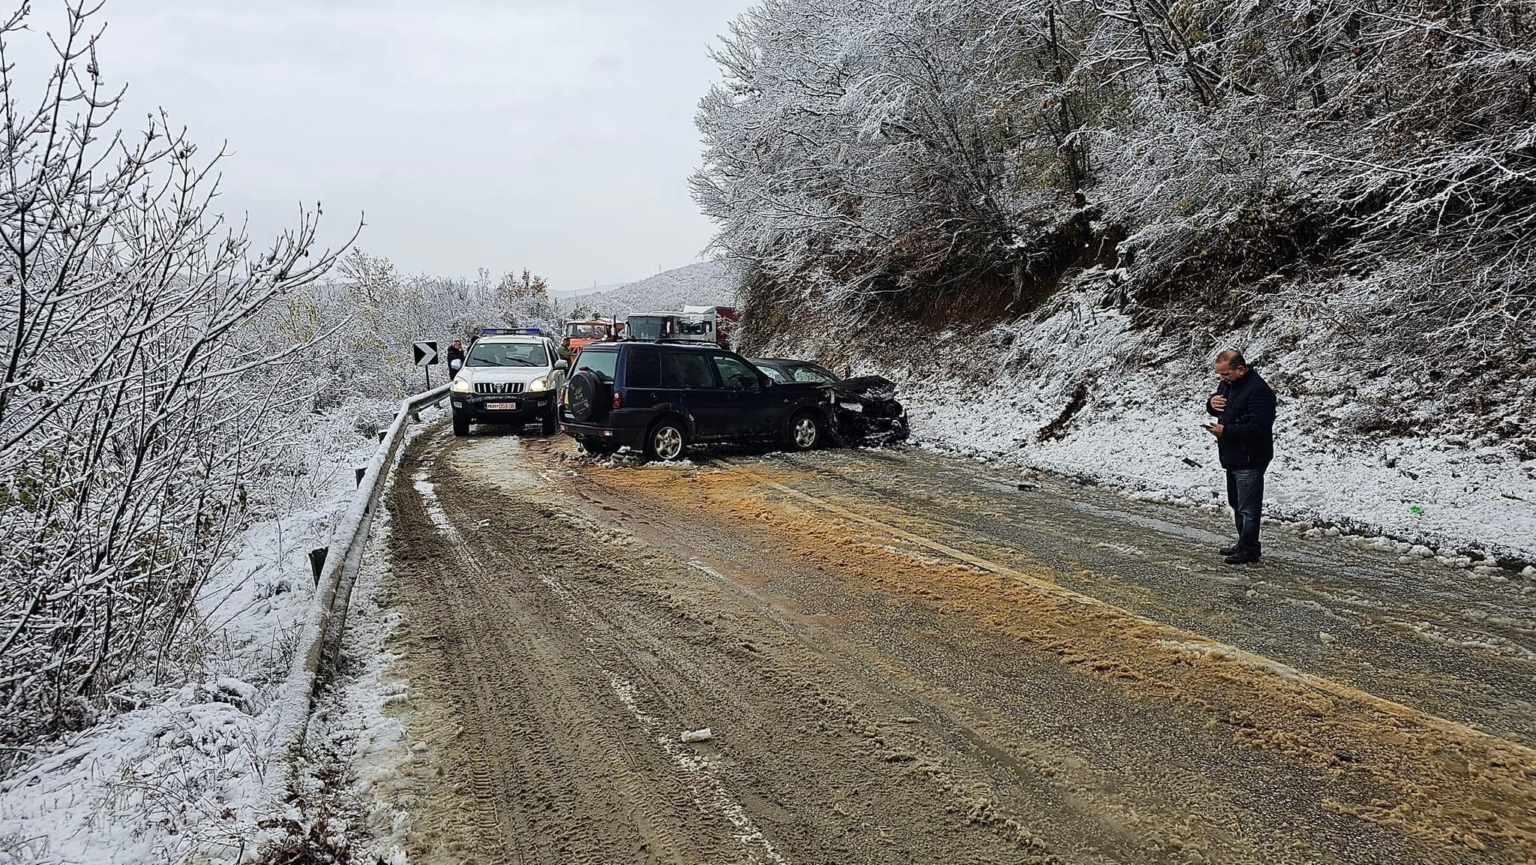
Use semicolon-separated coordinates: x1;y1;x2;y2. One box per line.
446;345;466;376
1206;369;1277;470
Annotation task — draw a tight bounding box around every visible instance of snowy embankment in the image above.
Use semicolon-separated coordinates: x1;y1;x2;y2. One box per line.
786;300;1536;569
0;408;390;865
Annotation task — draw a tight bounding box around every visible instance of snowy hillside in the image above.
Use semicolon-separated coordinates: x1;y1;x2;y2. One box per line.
762;301;1536;569
565;259;740;318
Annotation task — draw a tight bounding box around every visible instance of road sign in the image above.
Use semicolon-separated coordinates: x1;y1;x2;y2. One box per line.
412;341;439;367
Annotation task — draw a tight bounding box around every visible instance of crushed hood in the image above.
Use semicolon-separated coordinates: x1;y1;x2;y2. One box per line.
828;375;899;399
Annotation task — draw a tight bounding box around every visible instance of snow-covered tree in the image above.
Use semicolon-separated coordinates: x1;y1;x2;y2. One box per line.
496;268;556;329
0;2;351;759
695;0;1536;365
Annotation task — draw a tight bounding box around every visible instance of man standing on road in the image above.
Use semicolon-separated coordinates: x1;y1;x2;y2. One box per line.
447;338;466;378
1205;349;1277;565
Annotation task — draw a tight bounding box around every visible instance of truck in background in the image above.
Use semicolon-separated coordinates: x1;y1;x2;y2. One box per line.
624;306;739;348
563;318;624;357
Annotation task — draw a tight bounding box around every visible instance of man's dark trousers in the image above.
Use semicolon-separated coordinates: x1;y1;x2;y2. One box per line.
1226;468;1264;556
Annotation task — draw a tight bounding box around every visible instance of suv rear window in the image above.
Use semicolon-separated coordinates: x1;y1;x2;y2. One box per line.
573;348;618;382
663;351;717;389
625;346;661;388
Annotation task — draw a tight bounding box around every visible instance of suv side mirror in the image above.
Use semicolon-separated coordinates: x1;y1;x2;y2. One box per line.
555;360;569;370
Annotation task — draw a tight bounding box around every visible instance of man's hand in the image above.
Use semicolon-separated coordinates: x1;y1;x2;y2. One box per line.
1210;395;1227;412
1207;423;1224;437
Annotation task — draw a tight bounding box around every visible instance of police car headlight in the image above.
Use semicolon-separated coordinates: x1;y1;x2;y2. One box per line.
451;378;472;393
527;376;550;392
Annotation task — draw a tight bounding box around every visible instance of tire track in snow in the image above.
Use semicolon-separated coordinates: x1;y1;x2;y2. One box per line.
408;447;788;865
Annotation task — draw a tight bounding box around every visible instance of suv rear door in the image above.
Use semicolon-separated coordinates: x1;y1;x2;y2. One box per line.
662;348;728;439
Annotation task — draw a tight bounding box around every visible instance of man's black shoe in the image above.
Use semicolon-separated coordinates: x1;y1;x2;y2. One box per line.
1224;551;1261;565
1218;545;1240;556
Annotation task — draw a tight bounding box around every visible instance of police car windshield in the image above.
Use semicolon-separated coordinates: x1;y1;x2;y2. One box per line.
466;342;549;368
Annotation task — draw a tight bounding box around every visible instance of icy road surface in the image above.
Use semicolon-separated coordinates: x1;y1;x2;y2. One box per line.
358;426;1535;864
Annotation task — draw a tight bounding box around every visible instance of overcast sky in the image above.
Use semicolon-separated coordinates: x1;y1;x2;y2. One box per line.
74;0;752;290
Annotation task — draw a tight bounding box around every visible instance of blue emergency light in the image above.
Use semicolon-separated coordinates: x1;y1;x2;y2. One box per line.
478;327;546;337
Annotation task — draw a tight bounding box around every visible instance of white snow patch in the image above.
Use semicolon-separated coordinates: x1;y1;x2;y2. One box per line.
307;461;416;865
0;419;381;864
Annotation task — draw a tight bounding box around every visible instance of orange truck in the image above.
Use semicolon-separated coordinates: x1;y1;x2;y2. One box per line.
562;318;623;357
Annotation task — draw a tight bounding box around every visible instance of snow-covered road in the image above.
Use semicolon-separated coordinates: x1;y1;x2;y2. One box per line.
334;426;1536;865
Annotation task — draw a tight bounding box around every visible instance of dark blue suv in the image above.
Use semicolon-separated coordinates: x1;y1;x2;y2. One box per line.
558;342;831;460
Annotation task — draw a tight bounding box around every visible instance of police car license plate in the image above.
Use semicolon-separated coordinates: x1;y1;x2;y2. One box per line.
486;401;518;411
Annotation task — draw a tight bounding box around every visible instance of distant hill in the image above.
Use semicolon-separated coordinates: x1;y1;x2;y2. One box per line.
561;260;741;319
551;282;623;299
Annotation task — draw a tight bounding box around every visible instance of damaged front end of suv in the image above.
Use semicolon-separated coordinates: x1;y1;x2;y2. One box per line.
822;376;910;446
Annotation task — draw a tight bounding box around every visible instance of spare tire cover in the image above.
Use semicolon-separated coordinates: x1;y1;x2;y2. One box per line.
567;370;603;422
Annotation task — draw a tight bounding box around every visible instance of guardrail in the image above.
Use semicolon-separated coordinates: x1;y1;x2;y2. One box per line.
262;384;450;808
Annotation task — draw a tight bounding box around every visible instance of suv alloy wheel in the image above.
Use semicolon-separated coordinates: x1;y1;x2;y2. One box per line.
647;419;686;461
788;411;820;450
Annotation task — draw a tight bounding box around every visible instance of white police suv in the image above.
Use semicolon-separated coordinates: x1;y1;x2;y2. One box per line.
449;331;568;437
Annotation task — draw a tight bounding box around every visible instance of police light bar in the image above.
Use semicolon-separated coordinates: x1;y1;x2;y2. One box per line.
478;327;546;337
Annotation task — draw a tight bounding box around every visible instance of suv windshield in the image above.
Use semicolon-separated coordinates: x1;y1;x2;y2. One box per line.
466;341;549;368
787;363;839;384
573;348;618;382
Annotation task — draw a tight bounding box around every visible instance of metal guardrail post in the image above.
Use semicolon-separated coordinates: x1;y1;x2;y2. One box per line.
308;548;328;586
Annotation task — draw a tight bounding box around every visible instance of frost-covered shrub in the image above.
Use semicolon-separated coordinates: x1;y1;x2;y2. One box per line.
0;4;345;764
